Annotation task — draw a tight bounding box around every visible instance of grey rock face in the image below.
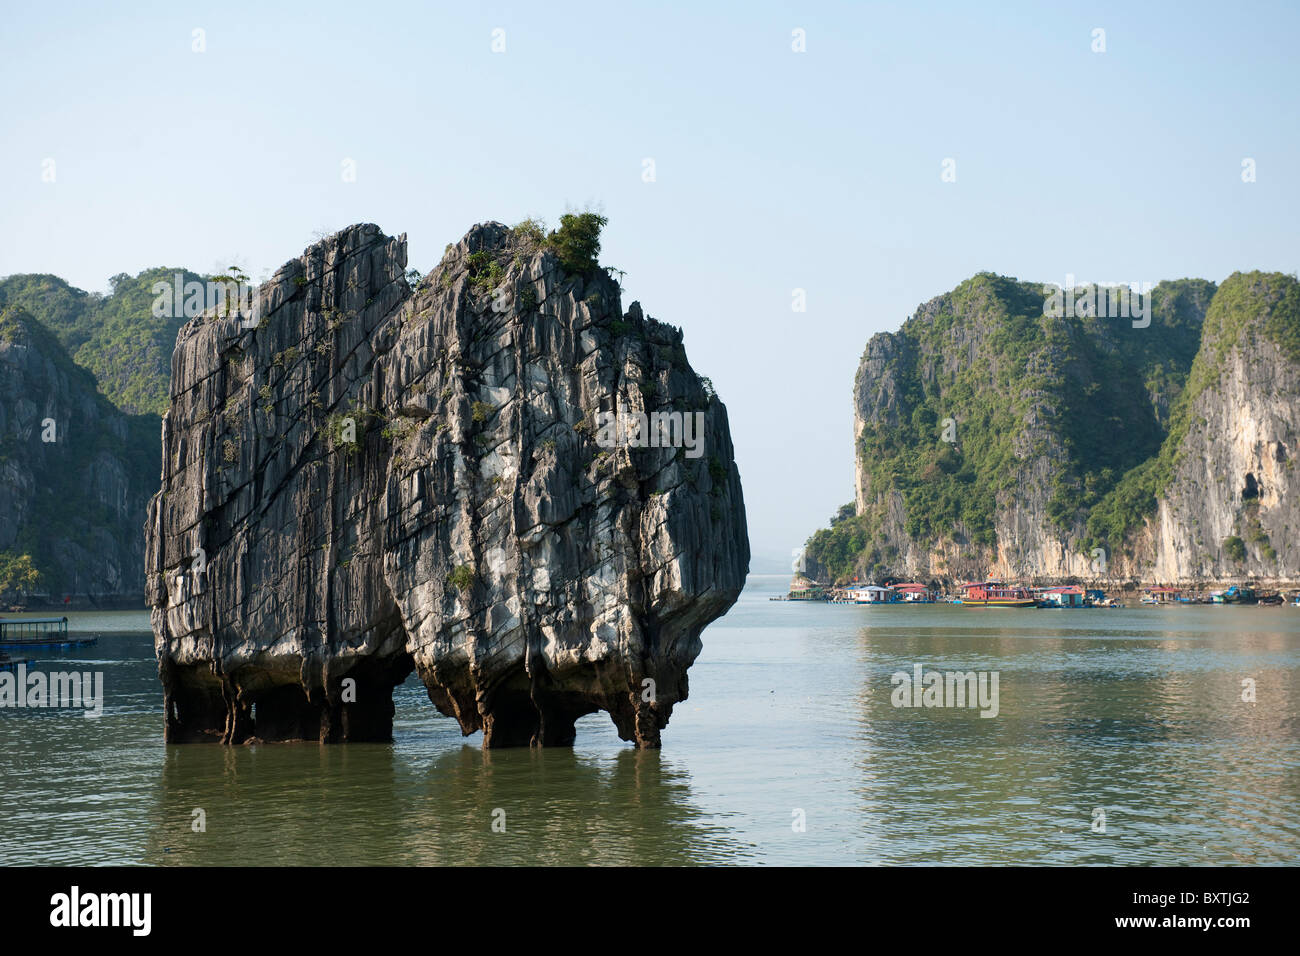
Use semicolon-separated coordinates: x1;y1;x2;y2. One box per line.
146;222;749;747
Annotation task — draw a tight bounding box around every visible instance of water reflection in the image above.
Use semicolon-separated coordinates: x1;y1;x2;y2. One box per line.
142;734;745;865
405;746;747;865
850;607;1300;864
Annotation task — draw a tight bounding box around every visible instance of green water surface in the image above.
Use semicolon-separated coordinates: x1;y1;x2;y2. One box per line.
1;575;1297;865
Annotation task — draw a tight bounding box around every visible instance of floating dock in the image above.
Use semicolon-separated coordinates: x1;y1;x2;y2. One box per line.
0;616;97;651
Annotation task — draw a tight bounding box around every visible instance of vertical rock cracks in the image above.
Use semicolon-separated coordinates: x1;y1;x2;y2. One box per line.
146;222;749;747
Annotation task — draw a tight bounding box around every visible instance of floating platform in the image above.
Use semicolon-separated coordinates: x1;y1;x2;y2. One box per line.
0;616;97;651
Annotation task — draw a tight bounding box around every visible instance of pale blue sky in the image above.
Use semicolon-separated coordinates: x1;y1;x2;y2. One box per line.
2;1;1297;566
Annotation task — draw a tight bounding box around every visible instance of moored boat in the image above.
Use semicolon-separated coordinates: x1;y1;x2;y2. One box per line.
1221;585;1258;605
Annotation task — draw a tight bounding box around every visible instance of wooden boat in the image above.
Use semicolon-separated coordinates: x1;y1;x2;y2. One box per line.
959;581;1037;608
1221;586;1258;605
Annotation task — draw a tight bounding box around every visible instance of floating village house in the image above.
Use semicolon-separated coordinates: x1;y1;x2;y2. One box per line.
1038;585;1085;608
854;585;896;604
1141;587;1183;605
788;577;827;601
891;583;937;603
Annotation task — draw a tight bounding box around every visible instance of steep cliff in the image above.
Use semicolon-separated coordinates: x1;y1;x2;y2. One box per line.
146;221;749;748
806;271;1300;586
1110;272;1300;581
0;306;158;602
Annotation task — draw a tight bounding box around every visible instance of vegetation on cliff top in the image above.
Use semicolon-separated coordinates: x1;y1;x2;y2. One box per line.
0;268;207;416
504;212;610;278
544;212;608;275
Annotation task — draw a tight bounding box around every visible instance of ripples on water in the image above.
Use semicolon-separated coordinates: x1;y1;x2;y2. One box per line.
1;578;1297;865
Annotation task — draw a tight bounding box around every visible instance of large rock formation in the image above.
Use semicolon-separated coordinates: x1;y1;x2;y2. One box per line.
0;306;158;603
1128;272;1300;581
146;222;749;748
806;271;1300;586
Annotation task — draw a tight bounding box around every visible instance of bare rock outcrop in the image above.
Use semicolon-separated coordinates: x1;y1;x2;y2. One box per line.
146;222;749;747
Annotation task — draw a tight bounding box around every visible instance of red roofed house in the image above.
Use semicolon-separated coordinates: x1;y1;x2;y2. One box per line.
892;583;936;603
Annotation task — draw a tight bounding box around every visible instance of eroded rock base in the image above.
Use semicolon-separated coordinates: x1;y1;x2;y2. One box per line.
416;660;682;749
160;655;414;744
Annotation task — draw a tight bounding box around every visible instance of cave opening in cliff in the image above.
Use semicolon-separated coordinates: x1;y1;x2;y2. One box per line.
1242;472;1260;501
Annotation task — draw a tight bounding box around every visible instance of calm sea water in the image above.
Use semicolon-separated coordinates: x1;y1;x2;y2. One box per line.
1;574;1297;865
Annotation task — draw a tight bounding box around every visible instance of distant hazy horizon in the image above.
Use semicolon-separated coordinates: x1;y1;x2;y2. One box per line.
3;0;1298;567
